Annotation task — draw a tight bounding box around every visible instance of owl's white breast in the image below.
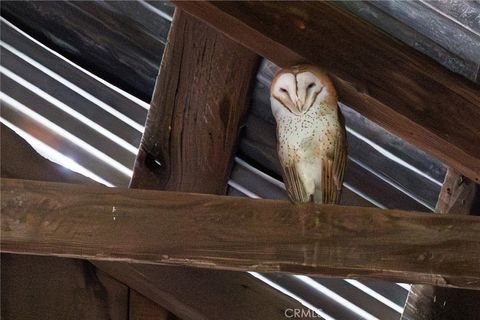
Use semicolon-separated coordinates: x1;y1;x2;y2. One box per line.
272;101;340;165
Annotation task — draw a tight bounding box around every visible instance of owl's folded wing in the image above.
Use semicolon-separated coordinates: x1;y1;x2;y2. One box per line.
321;126;347;204
282;165;311;203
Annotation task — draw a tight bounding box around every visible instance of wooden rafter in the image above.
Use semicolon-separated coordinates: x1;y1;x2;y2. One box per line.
93;261;316;320
174;1;480;183
2;178;480;289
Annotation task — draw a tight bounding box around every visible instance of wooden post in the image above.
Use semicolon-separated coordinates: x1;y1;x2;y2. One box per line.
130;9;258;192
402;169;480;319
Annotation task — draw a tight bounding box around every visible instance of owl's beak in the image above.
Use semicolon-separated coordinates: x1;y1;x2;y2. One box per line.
295;98;304;113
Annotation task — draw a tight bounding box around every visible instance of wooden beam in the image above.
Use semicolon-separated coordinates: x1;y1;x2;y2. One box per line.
173;1;480;183
402;169;480;319
2;178;480;289
435;170;479;215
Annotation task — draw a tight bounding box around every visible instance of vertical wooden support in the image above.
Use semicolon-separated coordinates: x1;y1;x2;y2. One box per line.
402;169;480;319
131;9;258;193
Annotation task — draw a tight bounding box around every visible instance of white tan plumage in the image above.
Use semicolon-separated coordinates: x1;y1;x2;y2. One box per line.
270;65;347;204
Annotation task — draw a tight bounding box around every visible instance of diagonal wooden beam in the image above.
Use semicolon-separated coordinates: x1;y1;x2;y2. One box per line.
402;169;480;319
173;1;480;183
2;178;480;289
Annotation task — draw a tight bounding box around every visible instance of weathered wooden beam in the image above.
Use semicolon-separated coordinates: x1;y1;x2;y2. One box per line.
402;169;480;319
130;9;258;192
174;1;480;183
1;124;176;320
2;178;480;289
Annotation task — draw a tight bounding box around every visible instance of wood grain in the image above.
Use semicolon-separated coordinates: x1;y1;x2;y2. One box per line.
174;1;480;183
402;169;480;319
2;178;480;289
130;9;259;193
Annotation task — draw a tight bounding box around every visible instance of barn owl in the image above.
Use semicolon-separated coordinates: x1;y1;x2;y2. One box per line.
270;65;347;204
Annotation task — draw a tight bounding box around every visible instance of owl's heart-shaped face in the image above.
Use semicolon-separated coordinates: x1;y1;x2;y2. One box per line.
271;71;325;116
270;65;337;118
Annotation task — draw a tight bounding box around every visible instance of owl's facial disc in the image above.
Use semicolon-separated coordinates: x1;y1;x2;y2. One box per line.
296;72;324;113
272;72;324;115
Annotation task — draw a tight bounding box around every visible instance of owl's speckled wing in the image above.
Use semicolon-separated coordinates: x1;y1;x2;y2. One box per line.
319;115;347;204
